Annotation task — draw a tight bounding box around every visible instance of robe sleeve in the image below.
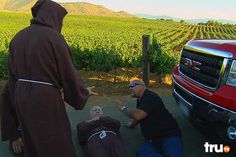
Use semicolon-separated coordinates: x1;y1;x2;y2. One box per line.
52;35;89;110
7;41;17;110
0;82;20;141
99;116;120;131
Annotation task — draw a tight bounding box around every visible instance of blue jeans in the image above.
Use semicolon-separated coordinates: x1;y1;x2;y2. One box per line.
136;136;184;157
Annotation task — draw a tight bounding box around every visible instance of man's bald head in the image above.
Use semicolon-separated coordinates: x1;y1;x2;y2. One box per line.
90;106;103;119
129;78;146;87
129;78;146;98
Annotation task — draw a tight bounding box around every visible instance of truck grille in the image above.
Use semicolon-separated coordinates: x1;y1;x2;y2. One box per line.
179;49;224;89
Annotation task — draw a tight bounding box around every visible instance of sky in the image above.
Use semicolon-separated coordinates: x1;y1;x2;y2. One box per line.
54;0;236;22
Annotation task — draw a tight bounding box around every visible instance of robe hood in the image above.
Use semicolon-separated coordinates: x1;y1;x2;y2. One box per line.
30;0;68;32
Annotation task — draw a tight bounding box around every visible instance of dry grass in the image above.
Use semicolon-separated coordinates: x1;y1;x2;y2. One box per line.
80;68;173;95
0;68;173;96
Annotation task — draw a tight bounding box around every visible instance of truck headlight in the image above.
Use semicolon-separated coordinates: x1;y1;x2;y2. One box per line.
226;60;236;87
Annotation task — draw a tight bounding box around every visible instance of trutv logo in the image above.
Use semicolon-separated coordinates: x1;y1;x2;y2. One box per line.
204;142;230;153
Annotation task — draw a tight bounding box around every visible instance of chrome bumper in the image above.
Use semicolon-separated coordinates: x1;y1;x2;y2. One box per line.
173;81;236;141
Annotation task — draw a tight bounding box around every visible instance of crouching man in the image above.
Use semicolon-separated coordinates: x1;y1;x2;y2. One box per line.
115;79;184;157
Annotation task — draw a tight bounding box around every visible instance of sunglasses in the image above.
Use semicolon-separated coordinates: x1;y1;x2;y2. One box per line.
129;82;141;88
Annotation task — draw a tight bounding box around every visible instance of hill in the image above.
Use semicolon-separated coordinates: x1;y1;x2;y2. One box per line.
0;0;135;17
135;13;236;25
60;2;134;17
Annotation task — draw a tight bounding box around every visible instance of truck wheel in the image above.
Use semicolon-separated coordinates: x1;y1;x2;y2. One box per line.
217;125;236;145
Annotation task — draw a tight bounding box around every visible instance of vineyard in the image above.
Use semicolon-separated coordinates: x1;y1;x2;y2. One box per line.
0;11;236;78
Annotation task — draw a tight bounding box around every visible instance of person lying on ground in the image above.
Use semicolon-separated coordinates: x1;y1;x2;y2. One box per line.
77;106;128;157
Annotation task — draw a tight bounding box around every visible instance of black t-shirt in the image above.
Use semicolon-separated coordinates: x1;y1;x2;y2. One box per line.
137;89;181;143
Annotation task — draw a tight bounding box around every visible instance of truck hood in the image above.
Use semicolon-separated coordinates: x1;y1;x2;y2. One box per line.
185;39;236;59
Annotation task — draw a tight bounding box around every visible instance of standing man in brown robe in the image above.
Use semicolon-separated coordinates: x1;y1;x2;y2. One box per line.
7;0;97;157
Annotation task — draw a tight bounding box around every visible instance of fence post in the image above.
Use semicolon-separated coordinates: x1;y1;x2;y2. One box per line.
142;35;150;87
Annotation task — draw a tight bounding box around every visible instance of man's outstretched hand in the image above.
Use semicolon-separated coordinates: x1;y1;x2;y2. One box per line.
115;99;124;110
123;120;139;129
87;86;98;96
123;121;135;128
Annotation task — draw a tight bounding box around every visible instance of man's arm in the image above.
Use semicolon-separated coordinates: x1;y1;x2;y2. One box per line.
121;107;147;121
115;100;147;121
125;119;139;128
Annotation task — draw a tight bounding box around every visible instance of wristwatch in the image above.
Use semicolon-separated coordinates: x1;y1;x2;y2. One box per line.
120;106;127;111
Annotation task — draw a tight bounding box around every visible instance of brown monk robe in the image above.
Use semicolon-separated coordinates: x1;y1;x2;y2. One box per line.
77;106;128;157
0;82;24;156
7;0;92;157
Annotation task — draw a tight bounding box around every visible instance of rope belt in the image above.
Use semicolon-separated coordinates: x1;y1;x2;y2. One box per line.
17;79;54;86
88;130;117;141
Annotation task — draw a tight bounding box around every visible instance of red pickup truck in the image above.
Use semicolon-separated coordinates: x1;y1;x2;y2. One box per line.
172;39;236;143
